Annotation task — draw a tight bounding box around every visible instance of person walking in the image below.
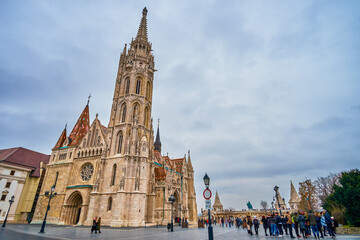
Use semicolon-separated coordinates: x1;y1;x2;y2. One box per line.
298;212;307;238
275;213;283;236
247;215;253;235
282;214;289;235
286;211;295;238
293;212;301;238
323;210;335;238
91;217;98;234
96;217;101;234
320;213;328;236
253;216;260;235
262;215;269;236
308;210;320;239
269;214;277;236
315;212;324;238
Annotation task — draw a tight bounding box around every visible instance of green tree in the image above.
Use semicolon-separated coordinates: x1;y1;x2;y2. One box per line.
323;169;360;226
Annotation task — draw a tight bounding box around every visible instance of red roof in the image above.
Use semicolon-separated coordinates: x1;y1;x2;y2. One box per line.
68;104;90;146
54;128;67;149
0;147;50;177
171;158;184;173
154;167;166;181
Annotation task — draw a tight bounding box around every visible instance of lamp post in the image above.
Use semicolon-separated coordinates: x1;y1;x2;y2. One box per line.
1;195;15;227
168;194;175;232
39;184;57;233
271;200;274;214
203;173;214;240
273;186;282;216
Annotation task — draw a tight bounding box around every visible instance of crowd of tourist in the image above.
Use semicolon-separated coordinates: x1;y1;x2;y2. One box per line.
216;210;338;238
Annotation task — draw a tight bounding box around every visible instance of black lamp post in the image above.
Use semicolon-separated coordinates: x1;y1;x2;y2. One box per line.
1;195;15;227
168;194;175;232
274;186;282;216
271;200;274;214
39;184;57;233
203;173;213;240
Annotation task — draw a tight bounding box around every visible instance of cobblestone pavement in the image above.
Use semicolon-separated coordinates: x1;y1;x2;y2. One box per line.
1;224;360;240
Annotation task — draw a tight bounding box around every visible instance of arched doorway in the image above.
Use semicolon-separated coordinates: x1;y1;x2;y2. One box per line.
65;191;83;225
173;190;180;222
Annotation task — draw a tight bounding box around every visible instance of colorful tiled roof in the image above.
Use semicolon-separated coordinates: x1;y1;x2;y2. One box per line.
68;104;90;146
171;158;184;173
54;128;67;149
0;147;50;177
163;156;173;169
154;167;166;181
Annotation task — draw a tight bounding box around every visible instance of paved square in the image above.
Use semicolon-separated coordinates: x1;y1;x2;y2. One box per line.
1;224;360;240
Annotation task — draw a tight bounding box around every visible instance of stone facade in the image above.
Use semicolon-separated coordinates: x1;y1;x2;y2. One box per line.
32;8;197;227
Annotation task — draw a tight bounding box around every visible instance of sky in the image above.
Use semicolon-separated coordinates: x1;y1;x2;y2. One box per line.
1;0;360;212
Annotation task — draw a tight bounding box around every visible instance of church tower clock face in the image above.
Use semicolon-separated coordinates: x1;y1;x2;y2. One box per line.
81;163;94;181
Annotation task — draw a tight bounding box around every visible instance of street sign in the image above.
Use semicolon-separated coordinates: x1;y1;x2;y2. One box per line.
205;199;211;210
203;189;212;200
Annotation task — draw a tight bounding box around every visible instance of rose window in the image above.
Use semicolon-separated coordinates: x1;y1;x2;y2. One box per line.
81;163;94;181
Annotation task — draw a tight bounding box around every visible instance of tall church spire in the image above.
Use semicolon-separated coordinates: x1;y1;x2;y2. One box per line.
53;125;67;149
154;119;161;152
136;7;148;42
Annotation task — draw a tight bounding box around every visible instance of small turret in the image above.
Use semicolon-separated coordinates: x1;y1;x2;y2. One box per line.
154;119;161;152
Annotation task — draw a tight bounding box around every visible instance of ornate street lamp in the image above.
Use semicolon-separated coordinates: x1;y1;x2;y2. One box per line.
168;194;175;232
273;186;282;216
39;184;57;233
1;195;15;227
203;173;213;240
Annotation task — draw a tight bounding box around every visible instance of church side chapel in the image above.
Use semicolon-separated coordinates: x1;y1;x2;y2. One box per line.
32;8;197;227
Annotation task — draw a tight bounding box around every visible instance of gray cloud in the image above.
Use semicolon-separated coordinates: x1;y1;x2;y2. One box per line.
1;0;360;211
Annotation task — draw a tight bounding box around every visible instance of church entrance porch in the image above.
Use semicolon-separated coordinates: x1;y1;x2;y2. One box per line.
64;191;83;225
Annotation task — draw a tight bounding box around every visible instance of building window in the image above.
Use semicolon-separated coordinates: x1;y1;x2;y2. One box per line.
121;104;127;123
117;131;123;154
144;107;149;127
146;81;151;99
10;170;15;176
136;79;141;94
81;163;94;181
5;182;11;188
111;164;117;186
125;78;130;94
1;195;6;201
108;197;113;211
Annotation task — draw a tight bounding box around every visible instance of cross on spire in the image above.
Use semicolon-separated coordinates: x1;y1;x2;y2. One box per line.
87;93;91;105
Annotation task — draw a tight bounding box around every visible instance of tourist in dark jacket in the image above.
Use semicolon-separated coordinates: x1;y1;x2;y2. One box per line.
91;217;98;234
253;216;260;235
315;213;324;238
298;212;307;238
275;213;283;236
323;210;335;237
308;211;319;238
262;215;269;236
246;215;253;235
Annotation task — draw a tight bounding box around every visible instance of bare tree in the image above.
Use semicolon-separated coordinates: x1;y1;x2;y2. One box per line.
299;179;319;211
314;172;340;204
260;200;268;211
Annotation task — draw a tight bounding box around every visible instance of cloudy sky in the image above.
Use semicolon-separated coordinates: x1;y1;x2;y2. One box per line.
1;0;359;211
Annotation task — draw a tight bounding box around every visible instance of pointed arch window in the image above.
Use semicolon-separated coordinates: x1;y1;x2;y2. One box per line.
133;104;139;120
97;136;101;147
117;131;123;154
146;81;151;99
87;131;92;148
108;197;113;211
91;129;98;147
121;104;127;123
111;164;117;186
144;107;149;127
125;78;130;94
136;78;141;94
82;138;86;148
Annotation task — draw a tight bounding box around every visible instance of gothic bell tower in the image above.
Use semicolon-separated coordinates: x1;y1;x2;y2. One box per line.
108;7;154;157
102;7;155;227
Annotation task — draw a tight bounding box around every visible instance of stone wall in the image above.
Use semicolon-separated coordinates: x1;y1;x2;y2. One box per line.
337;226;360;235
